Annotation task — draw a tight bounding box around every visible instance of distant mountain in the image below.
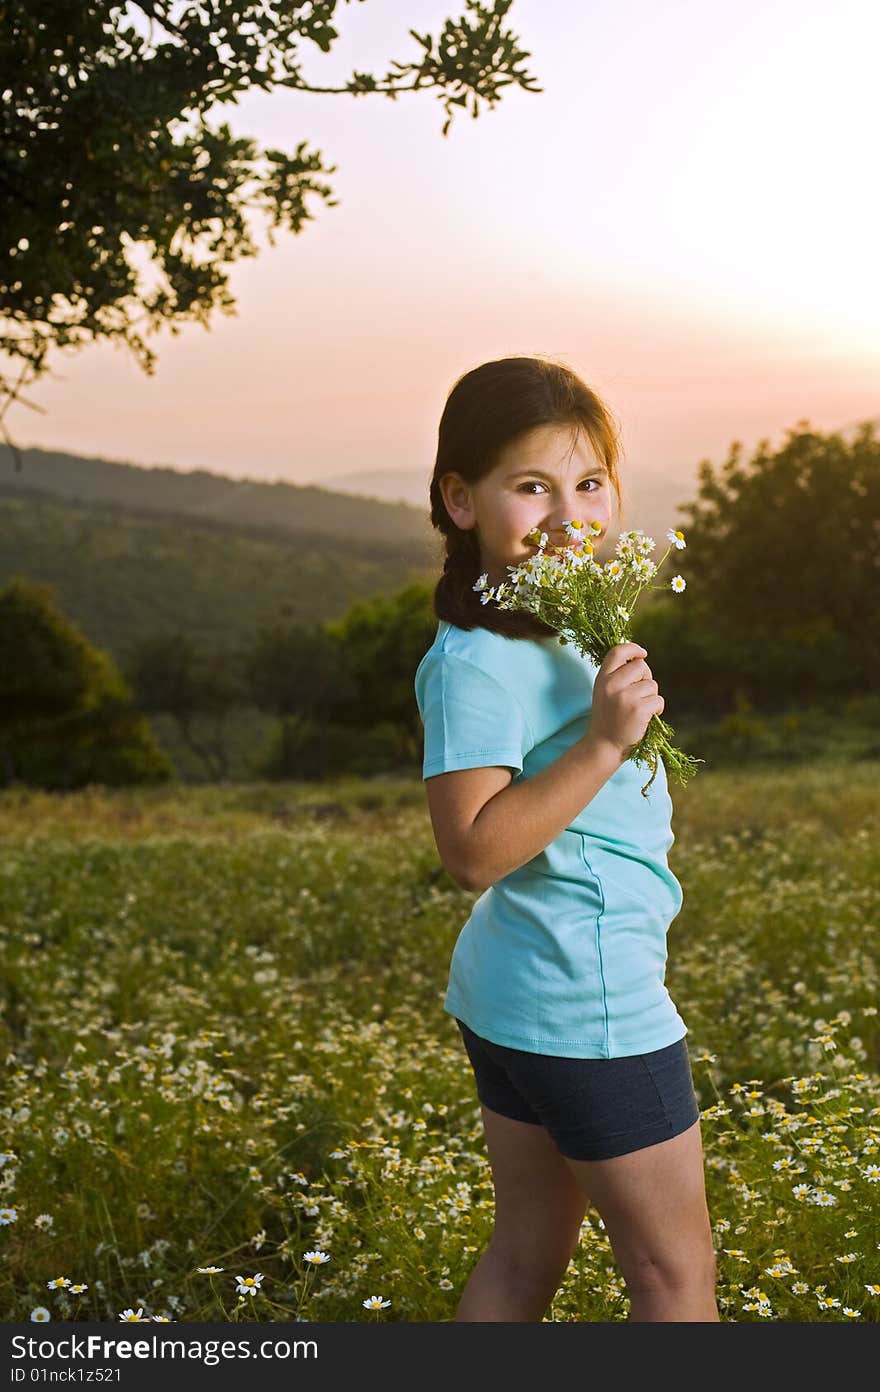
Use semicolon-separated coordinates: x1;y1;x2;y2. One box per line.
1;446;436;561
0;446;446;664
312;467;431;509
0;492;437;665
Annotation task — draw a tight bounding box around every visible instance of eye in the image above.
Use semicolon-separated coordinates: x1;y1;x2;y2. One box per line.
517;479;602;494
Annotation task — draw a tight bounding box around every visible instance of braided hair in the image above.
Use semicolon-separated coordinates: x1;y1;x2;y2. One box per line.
428;355;623;639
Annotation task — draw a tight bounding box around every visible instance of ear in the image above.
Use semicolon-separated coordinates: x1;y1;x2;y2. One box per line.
438;472;478;532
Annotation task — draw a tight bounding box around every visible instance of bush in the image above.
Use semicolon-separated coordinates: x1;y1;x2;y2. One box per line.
253;716;407;782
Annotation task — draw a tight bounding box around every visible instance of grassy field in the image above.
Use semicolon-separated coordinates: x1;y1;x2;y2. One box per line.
0;763;878;1323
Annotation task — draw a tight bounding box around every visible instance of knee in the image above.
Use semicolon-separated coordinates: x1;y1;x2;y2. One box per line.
627;1240;717;1296
487;1232;577;1292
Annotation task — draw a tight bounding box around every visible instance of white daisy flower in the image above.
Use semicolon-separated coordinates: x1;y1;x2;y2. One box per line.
69;1283;88;1294
118;1308;149;1322
30;1307;51;1323
197;1266;224;1274
667;529;686;549
46;1277;70;1290
670;575;686;593
0;1208;18;1224
303;1250;330;1265
234;1273;263;1295
362;1295;391;1309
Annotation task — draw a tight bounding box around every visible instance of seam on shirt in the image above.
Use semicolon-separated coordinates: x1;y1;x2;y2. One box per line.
424;748;523;772
434;650;537;751
579;836;610;1059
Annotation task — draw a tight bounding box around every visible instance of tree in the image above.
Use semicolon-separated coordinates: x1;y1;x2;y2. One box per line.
0;1;540;457
646;420;880;711
0;575;173;787
323;579;437;760
124;628;246;779
244;619;355;718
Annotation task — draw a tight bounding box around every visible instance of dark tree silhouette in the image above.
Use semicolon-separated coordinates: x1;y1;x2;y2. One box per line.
0;1;540;457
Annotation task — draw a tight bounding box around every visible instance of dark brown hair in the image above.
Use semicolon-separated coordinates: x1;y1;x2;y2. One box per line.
428;355;624;639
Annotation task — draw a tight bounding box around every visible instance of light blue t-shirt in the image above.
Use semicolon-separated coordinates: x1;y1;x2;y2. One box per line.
414;618;688;1059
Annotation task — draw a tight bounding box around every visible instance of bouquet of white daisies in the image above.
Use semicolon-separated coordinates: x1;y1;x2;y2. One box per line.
473;522;704;796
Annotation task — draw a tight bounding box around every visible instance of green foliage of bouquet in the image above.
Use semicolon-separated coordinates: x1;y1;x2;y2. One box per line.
473;521;704;797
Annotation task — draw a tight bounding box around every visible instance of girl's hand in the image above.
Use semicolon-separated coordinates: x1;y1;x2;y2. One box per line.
585;642;665;759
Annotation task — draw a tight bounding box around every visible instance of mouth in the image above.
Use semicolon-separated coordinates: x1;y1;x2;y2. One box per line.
526;538;601;552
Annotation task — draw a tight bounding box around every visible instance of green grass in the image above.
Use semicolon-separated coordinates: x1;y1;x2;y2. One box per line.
0;765;878;1323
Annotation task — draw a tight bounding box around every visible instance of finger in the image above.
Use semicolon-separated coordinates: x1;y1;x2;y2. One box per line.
602;643;647;676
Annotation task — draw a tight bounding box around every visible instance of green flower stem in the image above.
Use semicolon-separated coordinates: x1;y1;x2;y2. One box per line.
627;714;706;798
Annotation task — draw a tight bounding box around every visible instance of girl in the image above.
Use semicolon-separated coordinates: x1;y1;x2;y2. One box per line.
414;355;719;1323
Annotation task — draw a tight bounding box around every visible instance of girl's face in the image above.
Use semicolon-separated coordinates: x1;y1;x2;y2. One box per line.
440;422;615;588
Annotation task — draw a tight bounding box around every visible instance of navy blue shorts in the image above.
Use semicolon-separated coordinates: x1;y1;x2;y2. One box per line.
455;1019;701;1162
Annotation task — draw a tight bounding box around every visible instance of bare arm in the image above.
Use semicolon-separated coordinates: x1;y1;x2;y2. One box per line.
445;733;624;892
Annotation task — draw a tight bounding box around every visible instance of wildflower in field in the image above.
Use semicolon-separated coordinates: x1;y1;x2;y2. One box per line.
438;1279;454;1290
34;1214;54;1231
303;1251;330;1265
118;1309;149;1321
30;1307;51;1322
474;522;702;793
667;529;686;549
862;1165;880;1181
809;1191;837;1206
46;1277;70;1290
69;1284;88;1294
152;1315;171;1322
816;1295;841;1310
835;1253;859;1264
234;1274;263;1295
791;1283;810;1294
742;1298;773;1315
0;1208;18;1225
362;1295;391;1309
864;1284;880;1295
197;1266;224;1274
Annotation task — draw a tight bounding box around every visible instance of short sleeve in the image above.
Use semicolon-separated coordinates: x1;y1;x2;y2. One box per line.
414;652;534;779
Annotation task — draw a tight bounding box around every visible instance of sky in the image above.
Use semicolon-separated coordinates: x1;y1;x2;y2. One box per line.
12;0;879;495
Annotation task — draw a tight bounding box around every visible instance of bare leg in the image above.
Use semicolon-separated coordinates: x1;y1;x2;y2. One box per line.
562;1120;719;1322
455;1105;587;1322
